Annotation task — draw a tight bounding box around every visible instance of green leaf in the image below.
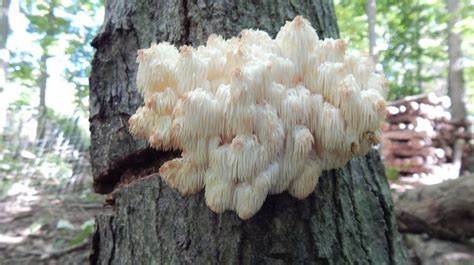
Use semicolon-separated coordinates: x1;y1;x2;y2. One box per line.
68;219;95;246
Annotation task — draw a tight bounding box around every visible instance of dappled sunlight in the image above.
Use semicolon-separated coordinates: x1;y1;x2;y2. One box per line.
444;252;474;262
1;181;39;219
398;163;461;186
7;181;38;198
0;190;105;263
0;234;25;246
0;234;24;244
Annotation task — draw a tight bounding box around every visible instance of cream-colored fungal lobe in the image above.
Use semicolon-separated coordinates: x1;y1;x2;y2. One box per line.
129;16;387;220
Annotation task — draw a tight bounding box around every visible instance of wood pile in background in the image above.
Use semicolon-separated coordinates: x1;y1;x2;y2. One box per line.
381;93;473;177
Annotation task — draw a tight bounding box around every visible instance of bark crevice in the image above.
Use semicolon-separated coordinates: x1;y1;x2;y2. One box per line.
368;153;398;265
180;0;191;45
346;166;372;264
107;216;116;265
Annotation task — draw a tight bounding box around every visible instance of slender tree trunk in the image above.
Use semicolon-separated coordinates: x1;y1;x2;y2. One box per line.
0;0;11;88
89;0;407;264
36;53;48;142
36;7;55;143
414;7;423;93
446;0;466;122
366;0;377;61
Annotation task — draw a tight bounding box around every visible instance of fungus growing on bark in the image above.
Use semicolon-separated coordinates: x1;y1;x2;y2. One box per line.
129;16;387;219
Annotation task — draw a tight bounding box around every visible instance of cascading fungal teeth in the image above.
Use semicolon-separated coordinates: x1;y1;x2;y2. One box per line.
129;15;387;220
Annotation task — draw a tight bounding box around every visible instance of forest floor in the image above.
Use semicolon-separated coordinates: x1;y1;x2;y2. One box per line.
0;187;106;265
0;174;472;264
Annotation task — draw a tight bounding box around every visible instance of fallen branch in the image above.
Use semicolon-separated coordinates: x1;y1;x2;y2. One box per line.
395;175;474;241
40;241;90;260
14;241;90;260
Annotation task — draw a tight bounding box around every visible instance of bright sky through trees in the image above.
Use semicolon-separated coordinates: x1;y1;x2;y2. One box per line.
0;0;104;137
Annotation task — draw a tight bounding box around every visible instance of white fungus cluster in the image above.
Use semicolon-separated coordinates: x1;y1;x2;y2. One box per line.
129;16;387;219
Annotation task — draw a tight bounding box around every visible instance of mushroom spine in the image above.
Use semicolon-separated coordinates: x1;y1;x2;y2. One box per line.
129;16;387;219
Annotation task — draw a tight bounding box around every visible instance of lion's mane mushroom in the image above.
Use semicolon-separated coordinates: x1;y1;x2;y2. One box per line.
129;16;387;219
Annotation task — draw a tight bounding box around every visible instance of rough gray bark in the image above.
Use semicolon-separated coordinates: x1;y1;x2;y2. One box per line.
446;0;466;122
89;0;407;264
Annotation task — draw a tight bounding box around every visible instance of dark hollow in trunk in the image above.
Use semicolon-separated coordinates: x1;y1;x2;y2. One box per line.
89;0;407;264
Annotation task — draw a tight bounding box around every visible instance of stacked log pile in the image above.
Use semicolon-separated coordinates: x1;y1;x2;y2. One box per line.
381;93;473;177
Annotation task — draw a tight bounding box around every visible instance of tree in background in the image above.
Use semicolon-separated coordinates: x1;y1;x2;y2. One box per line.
336;0;473;105
20;0;71;142
378;0;447;100
1;0;103;193
446;0;466;122
64;0;103;116
8;0;102;142
366;0;377;61
0;0;11;90
335;0;368;52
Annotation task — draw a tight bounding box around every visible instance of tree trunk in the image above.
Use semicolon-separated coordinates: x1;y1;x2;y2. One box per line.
414;9;423;93
36;7;56;143
89;0;407;264
366;0;377;61
36;53;48;142
0;0;11;88
446;0;466;122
